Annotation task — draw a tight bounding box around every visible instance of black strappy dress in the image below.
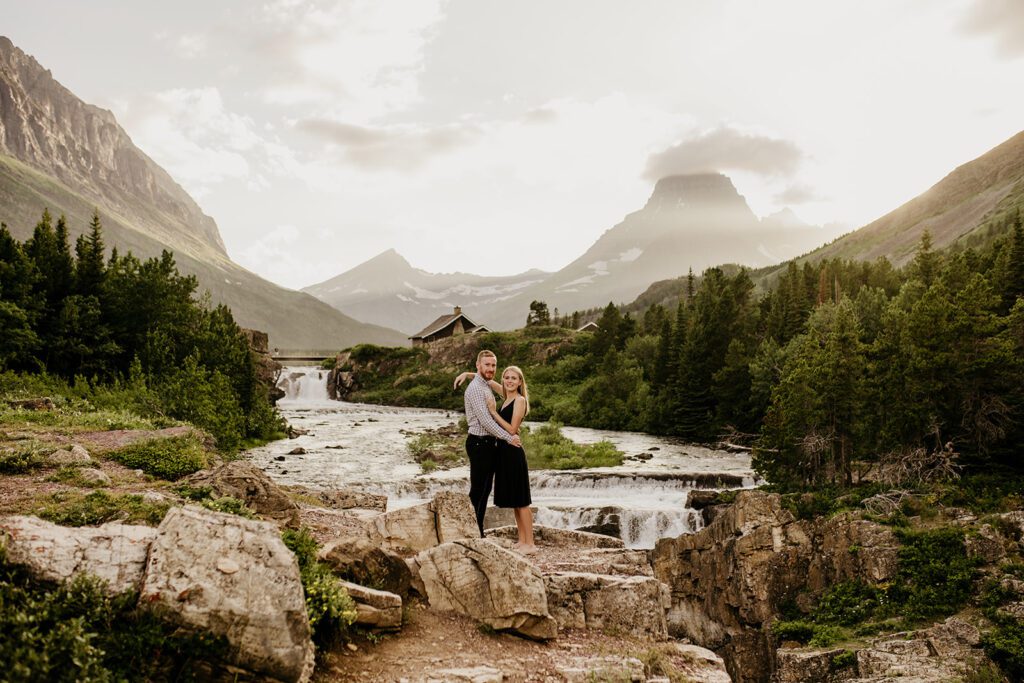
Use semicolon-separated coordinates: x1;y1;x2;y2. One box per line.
493;400;532;508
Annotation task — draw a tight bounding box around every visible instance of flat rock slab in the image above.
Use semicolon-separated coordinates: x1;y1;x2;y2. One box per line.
556;655;644;683
366;491;478;554
340;579;402;630
140;506;314;683
0;515;156;594
411;538;557;640
487;524;625;549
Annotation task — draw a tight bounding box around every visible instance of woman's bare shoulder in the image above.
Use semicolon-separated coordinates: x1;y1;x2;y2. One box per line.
513;395;527;406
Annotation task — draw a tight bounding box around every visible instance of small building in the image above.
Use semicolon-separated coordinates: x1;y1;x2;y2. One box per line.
409;306;489;347
576;321;600;333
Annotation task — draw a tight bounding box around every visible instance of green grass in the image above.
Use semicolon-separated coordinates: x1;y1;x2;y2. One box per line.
406;428;466;471
36;490;171;527
106;435;208;481
521;422;623;469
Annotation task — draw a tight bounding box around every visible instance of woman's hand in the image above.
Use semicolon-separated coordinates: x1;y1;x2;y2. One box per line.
453;371;473;390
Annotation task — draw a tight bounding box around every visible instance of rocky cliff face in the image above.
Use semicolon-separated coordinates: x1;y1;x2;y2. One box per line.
0;36;225;259
652;491;1010;683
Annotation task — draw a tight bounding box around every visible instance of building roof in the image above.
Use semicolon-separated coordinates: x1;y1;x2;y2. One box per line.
576;321;600;332
409;311;481;340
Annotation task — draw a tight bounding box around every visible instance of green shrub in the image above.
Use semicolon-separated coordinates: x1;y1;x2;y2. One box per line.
830;650;857;669
281;527;357;644
0;551;227;681
983;617;1024;680
0;443;46;473
890;527;977;621
199;496;257;519
36;490;170;526
107;435;207;480
522;422;623;469
808;625;844;647
814;581;885;626
44;466;108;488
771;620;816;643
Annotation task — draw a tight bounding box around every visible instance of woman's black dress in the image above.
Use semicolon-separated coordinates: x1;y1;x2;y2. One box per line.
493;400;532;508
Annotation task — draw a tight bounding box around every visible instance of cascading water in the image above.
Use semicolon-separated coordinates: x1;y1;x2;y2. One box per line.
278;366;329;402
248;370;757;549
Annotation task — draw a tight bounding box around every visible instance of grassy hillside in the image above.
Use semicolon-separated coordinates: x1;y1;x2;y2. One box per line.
0;154;406;351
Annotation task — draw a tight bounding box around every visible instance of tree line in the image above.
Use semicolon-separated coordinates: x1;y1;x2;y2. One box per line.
0;209;281;449
528;215;1024;488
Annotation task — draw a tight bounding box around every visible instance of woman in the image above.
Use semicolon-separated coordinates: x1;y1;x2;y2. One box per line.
454;366;535;553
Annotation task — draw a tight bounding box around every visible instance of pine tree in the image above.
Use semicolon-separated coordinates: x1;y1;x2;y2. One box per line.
74;209;106;297
1003;211;1024;311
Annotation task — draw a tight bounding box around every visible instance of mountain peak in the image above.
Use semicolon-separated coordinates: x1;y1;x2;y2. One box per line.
367;248;412;268
643;173;747;214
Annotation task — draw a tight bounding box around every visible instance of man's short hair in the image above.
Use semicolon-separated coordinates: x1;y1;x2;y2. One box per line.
476;349;496;362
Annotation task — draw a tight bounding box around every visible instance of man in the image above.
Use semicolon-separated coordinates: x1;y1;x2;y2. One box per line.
462;349;521;537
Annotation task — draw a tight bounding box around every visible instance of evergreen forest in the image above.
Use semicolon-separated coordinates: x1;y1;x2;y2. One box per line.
0;209;282;451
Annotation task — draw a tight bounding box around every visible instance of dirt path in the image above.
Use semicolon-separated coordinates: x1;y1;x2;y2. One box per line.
315;605;723;682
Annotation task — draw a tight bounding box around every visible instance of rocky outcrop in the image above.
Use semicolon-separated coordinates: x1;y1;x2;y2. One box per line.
409;538;558;640
242;328;284;403
544;571;669;638
0;515;156;593
141;506;314;683
183;461;300;526
652;491;900;683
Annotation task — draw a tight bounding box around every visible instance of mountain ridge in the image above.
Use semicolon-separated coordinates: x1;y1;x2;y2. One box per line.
0;36;405;350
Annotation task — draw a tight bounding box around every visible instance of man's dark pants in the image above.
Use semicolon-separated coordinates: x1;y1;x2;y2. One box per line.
466;434;499;537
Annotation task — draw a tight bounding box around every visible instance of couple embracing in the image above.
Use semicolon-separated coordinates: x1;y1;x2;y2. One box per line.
454;349;535;554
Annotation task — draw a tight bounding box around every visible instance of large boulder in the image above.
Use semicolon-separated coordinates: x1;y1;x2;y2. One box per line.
139;506;314;683
0;515;156;594
410;538;558;640
365;491;477;554
319;536;412;596
544;571;669;639
183;461;300;525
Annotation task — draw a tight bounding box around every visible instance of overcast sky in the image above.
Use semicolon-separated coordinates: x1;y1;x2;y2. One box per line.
4;0;1024;288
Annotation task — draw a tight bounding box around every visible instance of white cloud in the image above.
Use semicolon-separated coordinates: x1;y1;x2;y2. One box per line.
959;0;1024;58
246;0;446;120
644;126;804;181
112;87;296;196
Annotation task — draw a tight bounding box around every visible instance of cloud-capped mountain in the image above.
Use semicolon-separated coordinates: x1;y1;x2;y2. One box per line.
309;173;839;331
477;173;839;327
0;36;404;350
302;249;549;334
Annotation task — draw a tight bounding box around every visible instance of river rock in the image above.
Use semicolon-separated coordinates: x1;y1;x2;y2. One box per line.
544;571;669;638
0;515;156;594
340;579;402;630
183;461;300;526
139;506;314;683
410;538;557;640
319;536;412;596
47;444;92;466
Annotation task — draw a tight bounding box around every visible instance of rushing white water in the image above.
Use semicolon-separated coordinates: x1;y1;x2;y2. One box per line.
246;365;756;549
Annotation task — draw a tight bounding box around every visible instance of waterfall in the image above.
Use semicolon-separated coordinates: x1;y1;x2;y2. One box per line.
278;366;329;403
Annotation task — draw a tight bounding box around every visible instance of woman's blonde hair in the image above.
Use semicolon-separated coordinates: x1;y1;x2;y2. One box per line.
501;365;530;415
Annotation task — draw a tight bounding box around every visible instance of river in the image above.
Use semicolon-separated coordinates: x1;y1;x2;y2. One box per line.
245;366;757;549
